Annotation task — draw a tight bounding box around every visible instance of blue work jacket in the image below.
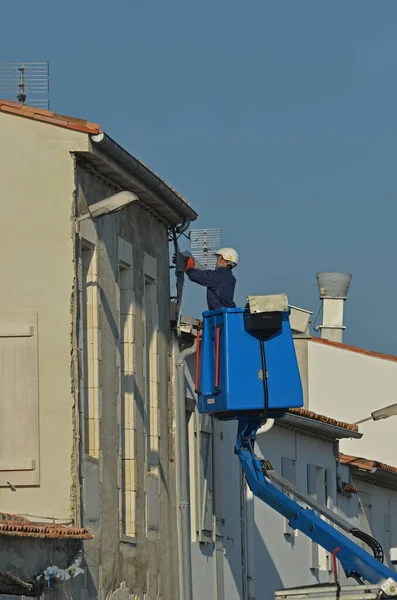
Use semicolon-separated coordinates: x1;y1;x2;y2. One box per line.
186;267;236;311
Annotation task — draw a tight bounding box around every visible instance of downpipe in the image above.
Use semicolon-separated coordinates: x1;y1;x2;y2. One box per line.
174;335;196;600
257;419;275;435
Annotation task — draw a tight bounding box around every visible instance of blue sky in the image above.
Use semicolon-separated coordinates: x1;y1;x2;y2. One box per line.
1;1;396;353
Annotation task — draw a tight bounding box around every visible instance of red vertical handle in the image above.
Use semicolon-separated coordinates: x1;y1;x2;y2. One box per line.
215;325;221;392
194;329;201;394
332;547;340;584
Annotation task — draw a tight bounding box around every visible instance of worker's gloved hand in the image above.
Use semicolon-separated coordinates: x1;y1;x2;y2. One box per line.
185;257;195;271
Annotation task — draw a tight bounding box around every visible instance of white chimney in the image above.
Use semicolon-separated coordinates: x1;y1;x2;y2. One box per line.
316;272;352;343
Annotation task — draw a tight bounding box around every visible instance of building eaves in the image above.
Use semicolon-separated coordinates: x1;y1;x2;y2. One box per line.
279;408;362;440
86;133;197;225
340;453;397;489
311;336;397;364
340;454;397;474
0;99;197;226
0;513;93;540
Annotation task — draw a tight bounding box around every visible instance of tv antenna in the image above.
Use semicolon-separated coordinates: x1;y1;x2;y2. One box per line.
0;62;50;109
190;228;222;269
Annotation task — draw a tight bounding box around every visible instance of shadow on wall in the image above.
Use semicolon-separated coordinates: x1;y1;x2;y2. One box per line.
252;518;284;600
222;487;284;599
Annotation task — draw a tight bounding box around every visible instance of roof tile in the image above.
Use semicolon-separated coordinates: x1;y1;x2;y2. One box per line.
67;122;100;134
340;453;397;475
0;513;93;540
342;482;358;494
0;99;23;109
20;105;54;117
33;114;69;127
0;100;100;135
288;408;358;432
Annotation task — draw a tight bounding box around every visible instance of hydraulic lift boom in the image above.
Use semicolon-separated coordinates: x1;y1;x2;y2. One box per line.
236;417;397;595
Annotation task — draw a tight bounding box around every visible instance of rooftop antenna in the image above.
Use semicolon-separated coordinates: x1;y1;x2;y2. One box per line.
190;228;222;269
0;62;50;109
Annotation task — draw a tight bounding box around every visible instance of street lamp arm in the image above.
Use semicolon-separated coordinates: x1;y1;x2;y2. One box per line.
77;191;139;222
353;403;397;426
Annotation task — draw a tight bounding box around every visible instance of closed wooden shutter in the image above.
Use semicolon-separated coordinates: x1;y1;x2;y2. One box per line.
195;413;214;542
0;312;39;486
281;457;296;537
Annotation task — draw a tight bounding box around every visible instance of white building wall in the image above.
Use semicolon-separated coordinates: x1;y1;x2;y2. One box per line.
187;380;345;600
307;340;397;464
249;427;338;598
338;464;397;571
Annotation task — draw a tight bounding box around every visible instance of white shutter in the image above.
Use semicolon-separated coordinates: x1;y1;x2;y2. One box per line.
0;312;39;486
307;464;329;572
281;457;296;537
195;413;214;542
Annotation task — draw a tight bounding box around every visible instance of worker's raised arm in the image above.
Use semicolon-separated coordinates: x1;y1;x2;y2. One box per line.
186;267;223;287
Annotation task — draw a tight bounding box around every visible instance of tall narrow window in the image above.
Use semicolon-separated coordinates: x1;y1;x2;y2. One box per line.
195;412;214;543
281;457;296;537
118;253;136;538
144;275;159;461
81;243;100;458
358;491;372;535
143;253;160;537
307;464;329;572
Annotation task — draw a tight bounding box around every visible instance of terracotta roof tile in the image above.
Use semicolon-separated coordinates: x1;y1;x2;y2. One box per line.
0;513;93;540
340;453;397;475
288;408;359;432
0;99;100;135
342;482;358;494
311;336;397;363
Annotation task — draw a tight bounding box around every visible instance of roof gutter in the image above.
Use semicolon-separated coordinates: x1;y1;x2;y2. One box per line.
90;133;198;227
279;413;363;440
349;466;397;490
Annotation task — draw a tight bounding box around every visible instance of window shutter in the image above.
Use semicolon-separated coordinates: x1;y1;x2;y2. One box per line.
0;312;39;486
358;491;372;538
195;412;214;542
307;464;329;572
281;457;296;537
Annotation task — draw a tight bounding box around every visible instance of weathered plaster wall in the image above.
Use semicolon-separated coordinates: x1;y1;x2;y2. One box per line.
75;162;178;600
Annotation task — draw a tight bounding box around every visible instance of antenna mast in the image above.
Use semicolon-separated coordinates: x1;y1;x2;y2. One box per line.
0;62;50;109
190;228;222;269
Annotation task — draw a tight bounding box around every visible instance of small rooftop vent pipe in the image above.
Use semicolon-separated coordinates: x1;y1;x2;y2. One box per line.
316;272;352;343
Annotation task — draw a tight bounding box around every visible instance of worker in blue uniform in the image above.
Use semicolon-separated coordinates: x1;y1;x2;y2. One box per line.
184;247;239;310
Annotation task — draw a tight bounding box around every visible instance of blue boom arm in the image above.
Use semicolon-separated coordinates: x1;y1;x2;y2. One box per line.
236;417;397;586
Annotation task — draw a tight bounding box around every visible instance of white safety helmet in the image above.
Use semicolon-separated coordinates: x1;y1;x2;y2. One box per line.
214;247;239;267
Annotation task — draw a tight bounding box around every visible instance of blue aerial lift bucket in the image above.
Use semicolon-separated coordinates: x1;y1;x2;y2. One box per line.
196;299;303;419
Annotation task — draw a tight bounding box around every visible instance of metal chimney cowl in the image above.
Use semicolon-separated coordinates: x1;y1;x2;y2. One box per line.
316;272;352;343
316;272;352;300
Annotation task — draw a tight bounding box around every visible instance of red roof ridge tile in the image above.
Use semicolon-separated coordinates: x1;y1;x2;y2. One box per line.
340;453;397;475
288;408;358;432
0;99;100;135
310;336;397;363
